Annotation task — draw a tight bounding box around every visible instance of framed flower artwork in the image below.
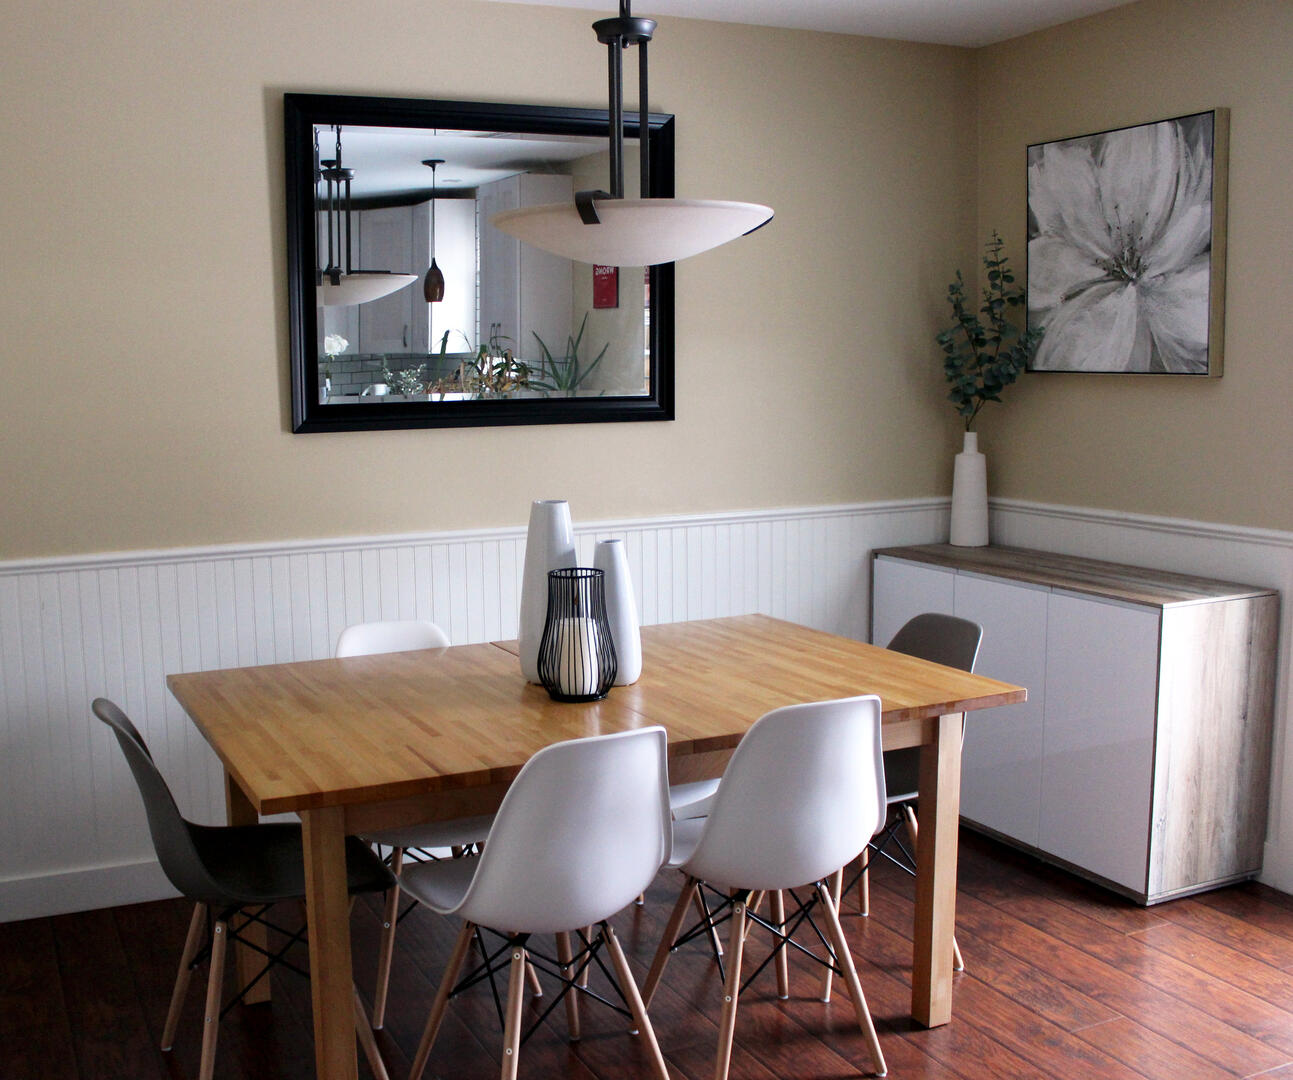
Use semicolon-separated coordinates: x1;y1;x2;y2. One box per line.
1025;109;1228;375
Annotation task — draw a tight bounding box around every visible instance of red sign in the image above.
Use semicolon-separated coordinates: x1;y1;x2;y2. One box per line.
593;264;619;309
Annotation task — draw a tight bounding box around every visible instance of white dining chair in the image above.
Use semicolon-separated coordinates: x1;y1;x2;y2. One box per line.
851;612;981;974
642;696;888;1080
400;726;673;1080
334;619;500;1027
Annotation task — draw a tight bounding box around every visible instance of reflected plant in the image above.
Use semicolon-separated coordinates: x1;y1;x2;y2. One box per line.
383;365;426;397
529;314;610;397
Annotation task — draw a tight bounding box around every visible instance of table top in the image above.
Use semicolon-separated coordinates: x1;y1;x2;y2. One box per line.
167;614;1025;815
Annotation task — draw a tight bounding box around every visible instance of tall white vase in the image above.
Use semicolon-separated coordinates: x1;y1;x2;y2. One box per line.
519;500;577;682
593;539;642;686
949;431;989;547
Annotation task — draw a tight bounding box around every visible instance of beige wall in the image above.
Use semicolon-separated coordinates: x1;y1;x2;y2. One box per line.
0;0;976;559
975;0;1293;531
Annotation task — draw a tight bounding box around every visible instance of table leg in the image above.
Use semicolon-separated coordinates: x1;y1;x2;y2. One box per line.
911;712;962;1028
302;805;359;1080
224;773;271;1005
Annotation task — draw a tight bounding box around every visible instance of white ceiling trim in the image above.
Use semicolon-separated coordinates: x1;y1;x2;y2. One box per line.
474;0;1139;48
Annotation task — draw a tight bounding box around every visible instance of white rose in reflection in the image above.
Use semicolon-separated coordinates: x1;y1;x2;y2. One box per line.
324;334;349;358
1027;115;1215;373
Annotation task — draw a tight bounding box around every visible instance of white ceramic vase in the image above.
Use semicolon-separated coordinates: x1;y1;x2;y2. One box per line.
949;431;989;547
593;539;642;685
519;500;577;682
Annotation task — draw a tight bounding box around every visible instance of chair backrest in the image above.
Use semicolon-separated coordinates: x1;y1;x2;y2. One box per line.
682;696;885;892
335;620;450;658
452;727;671;934
887;613;982;672
92;698;225;902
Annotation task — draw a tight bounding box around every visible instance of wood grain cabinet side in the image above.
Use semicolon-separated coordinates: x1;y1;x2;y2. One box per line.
872;545;1280;904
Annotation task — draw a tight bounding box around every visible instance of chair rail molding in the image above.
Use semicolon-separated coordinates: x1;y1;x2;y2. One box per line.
2;495;1290;921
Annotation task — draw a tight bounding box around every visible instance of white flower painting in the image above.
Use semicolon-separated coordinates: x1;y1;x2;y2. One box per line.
1026;110;1226;375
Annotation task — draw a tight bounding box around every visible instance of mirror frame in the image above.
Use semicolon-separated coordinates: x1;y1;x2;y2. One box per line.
285;92;675;433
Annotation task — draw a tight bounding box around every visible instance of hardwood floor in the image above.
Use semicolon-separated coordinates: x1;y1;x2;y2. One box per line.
5;830;1293;1080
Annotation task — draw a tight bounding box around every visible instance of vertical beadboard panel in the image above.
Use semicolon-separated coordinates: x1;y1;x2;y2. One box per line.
0;499;967;920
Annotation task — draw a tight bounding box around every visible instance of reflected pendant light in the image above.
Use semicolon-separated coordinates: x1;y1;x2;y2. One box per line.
422;158;445;303
490;1;773;267
315;126;418;307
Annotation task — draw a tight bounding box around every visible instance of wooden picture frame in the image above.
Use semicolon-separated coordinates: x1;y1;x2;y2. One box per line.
1026;109;1228;376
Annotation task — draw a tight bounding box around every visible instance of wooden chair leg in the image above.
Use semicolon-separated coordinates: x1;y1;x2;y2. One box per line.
742;891;764;943
197;918;229;1080
410;921;475;1080
353;987;390;1080
821;868;844;1002
526;958;544;997
578;927;593;988
770;889;789;1000
162;902;206;1051
858;847;871;915
500;943;528;1080
555;931;582;1041
602;923;671;1080
902;805;964;972
815;882;887;1077
644;877;697;1008
372;846;404;1029
714;893;749;1080
693;883;724;957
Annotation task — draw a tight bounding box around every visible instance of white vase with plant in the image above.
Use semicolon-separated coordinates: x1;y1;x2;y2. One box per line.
938;232;1043;546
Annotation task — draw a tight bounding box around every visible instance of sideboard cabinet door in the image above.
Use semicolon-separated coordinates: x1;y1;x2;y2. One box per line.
871;556;953;647
1039;591;1160;893
953;573;1048;848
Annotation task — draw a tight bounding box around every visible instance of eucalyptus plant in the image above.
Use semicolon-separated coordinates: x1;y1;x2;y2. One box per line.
938;231;1043;431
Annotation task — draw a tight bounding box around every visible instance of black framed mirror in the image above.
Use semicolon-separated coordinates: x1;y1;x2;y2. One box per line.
285;93;675;432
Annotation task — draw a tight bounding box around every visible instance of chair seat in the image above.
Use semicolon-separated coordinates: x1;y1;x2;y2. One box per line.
397;853;480;915
667;816;706;870
190;822;393;906
882;748;920;806
669;779;719;820
364;813;495;852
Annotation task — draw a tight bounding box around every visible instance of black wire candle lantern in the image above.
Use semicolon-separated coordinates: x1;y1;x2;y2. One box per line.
537;568;618;702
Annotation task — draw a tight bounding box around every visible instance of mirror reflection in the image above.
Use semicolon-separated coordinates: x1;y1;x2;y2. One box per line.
315;125;650;404
285;95;675;432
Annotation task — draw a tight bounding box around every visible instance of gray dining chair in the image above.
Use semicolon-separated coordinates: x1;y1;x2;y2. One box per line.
851;612;982;972
93;697;395;1080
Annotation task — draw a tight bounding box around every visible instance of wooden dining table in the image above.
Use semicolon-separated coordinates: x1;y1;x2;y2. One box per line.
167;614;1025;1080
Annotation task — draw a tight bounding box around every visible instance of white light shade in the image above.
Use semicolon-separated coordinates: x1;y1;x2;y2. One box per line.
490;197;773;266
317;272;418;307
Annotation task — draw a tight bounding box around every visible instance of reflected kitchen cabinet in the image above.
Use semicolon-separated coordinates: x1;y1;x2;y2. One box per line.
477;174;573;362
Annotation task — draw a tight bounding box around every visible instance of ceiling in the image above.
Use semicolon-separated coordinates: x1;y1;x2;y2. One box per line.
475;0;1139;48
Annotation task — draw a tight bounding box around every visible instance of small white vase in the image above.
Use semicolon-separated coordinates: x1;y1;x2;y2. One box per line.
593;539;642;685
949;431;989;547
519;500;577;682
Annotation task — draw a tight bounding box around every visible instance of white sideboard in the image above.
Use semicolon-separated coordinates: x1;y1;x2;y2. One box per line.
873;544;1280;904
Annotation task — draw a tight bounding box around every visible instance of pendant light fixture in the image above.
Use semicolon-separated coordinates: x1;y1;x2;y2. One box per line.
315;126;418;307
422;158;446;303
490;1;772;267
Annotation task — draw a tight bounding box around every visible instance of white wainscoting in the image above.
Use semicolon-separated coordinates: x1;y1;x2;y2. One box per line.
2;496;1289;922
0;499;950;921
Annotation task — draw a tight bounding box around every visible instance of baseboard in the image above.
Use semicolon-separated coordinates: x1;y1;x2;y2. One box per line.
0;858;177;924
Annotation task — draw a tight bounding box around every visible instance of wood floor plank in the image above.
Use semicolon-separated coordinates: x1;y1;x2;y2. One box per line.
1130;919;1293;1013
950;890;1290;1076
51;906;169;1080
999;891;1293;1062
0;917;78;1080
11;831;1293;1080
1153;897;1293;971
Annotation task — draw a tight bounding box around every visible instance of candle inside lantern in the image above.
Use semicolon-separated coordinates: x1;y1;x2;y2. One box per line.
553;616;603;696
